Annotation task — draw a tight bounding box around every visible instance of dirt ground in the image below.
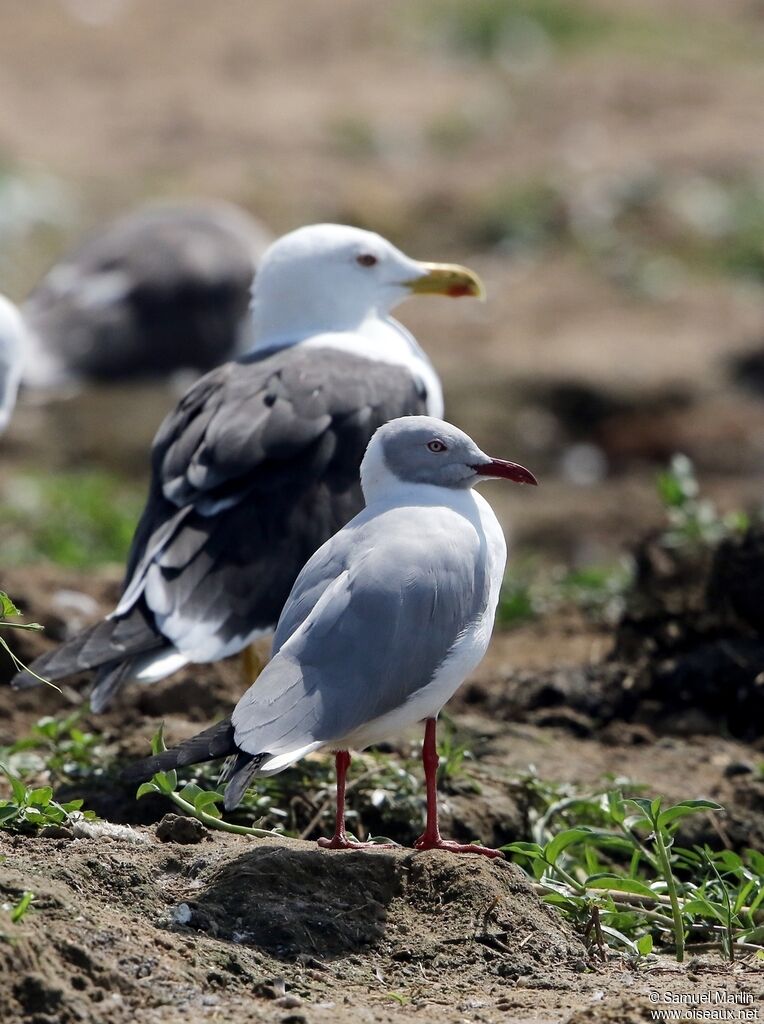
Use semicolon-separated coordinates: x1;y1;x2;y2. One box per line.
2;830;762;1024
2;564;764;1024
2;2;764;1022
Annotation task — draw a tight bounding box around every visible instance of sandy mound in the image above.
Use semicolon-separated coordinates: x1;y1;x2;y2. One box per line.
0;830;586;1024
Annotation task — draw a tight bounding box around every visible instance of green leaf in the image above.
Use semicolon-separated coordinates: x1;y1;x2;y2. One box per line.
657;801;723;829
178;783;204;805
0;764;28;805
636;934;653;956
734;880;756;915
0;592;21;617
544;827;596;865
27;787;53;807
153;769;177;795
623;814;651;833
136;782;160;799
682;897;728;923
585;876;657;899
502;841;544;859
599;923;637;953
10;891;34;923
606;791;626;824
627;798;655;823
193;790;223;817
150;725;168;756
532;858;547;880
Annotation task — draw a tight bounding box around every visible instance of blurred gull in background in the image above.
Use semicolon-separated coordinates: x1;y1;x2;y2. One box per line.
0;294;28;434
22;200;272;390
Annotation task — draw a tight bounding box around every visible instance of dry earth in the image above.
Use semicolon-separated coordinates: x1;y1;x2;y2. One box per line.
2;565;764;1024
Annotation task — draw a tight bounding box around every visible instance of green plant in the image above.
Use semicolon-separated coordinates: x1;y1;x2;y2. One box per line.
503;780;763;962
657;453;747;548
497;571;538;628
0;763;95;832
134;726;283;839
0;591;48;685
497;557;633;630
0;889;35;941
0;711;100;783
422;0;617;61
8;891;34;924
0;471;144;568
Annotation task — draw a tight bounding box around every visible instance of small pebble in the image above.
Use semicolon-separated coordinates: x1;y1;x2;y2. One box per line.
275;995;302;1008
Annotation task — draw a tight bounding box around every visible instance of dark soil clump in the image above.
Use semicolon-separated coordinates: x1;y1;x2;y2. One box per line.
479;526;764;741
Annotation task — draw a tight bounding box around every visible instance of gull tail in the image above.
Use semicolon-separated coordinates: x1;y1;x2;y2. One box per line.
121;717;266;809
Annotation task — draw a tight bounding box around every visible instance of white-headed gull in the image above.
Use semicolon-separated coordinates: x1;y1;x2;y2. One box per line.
14;226;484;710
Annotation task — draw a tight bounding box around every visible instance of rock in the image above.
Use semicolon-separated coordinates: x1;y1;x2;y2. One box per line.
156;813;207;844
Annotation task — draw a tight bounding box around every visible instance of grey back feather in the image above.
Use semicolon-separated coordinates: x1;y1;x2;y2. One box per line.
231;502;489;758
116;345;428;659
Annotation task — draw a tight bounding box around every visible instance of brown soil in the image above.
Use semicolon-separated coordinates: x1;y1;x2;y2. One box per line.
2;829;761;1024
3;564;764;1023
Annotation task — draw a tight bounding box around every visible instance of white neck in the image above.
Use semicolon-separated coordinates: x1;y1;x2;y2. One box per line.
245;310;444;419
249;297;370;350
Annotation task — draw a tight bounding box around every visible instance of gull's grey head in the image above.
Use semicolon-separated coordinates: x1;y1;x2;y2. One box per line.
249;224;484;346
361;415;538;499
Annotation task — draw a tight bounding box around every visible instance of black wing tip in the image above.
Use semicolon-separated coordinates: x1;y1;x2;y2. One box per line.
120;749;187;786
10;670;42;691
121;717;238;788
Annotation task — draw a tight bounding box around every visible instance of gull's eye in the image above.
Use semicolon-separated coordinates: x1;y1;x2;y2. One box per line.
356;253;378;267
427;439;447;453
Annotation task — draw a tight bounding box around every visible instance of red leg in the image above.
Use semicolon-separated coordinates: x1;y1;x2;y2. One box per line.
414;718;503;859
317;751;396;850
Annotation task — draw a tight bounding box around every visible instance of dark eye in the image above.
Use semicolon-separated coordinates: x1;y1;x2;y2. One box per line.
356;253;378;267
427;439;447;453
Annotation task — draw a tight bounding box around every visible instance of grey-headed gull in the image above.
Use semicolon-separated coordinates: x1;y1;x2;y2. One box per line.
13;226;484;710
124;415;537;857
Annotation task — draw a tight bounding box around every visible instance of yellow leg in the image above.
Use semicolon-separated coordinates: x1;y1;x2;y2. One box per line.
241;642;266;686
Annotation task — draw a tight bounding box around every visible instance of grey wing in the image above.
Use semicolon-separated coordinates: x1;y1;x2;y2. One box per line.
116;346;430;659
231;507;488;759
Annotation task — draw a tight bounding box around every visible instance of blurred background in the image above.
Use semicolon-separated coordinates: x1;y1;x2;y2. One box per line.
1;0;763;579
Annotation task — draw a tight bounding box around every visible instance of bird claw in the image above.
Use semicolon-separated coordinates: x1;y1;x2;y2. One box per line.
414;834;504;859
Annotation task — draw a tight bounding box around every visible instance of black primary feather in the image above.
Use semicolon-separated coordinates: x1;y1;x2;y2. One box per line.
120;717;239;785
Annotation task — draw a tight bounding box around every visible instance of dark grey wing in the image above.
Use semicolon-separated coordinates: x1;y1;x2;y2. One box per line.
117;345;430;661
231;505;489;760
22;201;270;381
12;604;163;690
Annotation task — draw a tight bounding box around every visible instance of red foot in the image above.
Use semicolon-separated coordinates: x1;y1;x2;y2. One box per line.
414;834;504;859
317;833;398;850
